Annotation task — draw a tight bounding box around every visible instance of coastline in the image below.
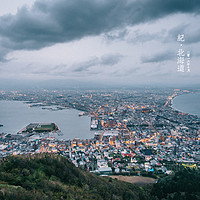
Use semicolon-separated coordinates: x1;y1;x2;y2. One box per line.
0;100;92;140
170;92;200;117
1;99;89;116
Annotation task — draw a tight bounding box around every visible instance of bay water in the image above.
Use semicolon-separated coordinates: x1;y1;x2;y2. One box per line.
0;100;94;140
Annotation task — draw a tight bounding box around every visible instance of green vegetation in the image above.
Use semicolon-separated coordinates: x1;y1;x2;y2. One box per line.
151;167;200;200
34;123;57;132
0;154;200;200
0;154;150;200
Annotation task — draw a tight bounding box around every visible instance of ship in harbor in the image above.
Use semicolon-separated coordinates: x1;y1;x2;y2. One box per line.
78;112;85;117
78;112;88;117
90;119;98;130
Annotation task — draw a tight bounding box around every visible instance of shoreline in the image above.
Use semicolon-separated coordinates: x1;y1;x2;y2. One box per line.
0;99;89;116
170;92;200;117
0;100;92;140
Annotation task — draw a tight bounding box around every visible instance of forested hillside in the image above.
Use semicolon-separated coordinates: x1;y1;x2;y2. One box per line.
0;154;200;200
0;154;149;200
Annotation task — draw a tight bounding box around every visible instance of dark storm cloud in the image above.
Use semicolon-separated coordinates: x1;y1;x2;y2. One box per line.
141;51;174;63
0;0;200;61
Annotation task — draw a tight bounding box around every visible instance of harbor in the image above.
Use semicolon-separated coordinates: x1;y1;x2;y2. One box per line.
0;100;92;140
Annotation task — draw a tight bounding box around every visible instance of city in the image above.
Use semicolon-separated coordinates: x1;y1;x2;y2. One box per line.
0;88;200;177
1;0;200;199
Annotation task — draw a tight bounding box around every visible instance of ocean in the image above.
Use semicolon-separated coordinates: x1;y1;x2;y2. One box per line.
0;100;95;140
172;92;200;117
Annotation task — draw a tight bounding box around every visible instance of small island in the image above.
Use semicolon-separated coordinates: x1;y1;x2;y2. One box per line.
18;123;59;134
0;124;3;127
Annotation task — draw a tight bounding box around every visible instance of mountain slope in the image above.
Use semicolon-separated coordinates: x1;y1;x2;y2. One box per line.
0;154;149;200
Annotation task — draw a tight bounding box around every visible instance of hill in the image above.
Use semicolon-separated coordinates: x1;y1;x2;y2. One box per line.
1;154;200;200
151;167;200;200
0;154;150;200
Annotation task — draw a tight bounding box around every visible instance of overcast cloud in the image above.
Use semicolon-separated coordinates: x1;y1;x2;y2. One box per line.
0;0;199;87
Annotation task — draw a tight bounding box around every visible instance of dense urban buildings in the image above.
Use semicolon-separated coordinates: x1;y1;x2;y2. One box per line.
0;88;200;176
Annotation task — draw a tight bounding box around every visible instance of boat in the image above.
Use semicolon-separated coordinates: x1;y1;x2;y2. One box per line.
79;112;85;117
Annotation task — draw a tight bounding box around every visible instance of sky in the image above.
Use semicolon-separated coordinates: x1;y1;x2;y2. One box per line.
0;0;200;88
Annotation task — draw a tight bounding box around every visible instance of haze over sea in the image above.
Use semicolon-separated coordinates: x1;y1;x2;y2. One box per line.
0;101;94;140
172;92;200;117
